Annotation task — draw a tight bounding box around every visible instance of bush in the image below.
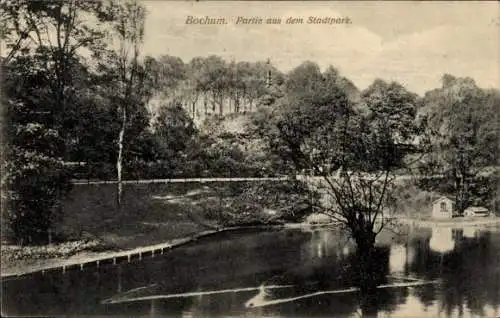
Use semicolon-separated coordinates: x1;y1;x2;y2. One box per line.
3;125;72;245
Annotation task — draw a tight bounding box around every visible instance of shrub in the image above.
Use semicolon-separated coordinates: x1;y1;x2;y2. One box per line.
3;124;72;245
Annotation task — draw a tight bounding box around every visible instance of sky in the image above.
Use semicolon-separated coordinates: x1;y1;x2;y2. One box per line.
141;1;499;95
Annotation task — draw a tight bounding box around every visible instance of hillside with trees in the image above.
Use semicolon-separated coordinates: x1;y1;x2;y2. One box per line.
1;0;498;248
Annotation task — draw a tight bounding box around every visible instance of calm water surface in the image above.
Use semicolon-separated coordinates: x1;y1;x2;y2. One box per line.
2;226;500;317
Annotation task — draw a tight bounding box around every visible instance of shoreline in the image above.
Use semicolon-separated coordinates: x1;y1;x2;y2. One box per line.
1;223;327;278
2;219;499;278
0;226;246;278
395;216;500;228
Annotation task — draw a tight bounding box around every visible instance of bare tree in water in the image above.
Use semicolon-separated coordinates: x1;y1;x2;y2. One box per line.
258;64;421;263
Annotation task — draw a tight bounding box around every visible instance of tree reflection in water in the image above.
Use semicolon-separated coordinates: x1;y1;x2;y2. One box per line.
244;227;500;317
408;227;500;317
3;227;499;317
245;232;424;316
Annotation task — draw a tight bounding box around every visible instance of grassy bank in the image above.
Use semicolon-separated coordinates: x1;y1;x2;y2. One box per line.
1;182;206;275
1;180;307;275
57;182;217;249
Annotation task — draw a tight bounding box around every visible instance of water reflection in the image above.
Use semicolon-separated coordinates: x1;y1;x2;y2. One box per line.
389;244;407;274
301;229;354;261
2;226;500;317
116;264;122;293
429;227;455;253
409;227;500;317
463;226;477;238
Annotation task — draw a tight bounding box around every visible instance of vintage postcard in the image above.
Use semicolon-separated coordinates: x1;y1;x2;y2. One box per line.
1;1;499;317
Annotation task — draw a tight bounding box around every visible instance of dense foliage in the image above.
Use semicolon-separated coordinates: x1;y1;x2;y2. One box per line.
251;62;424;251
417;75;499;214
1;2;498;244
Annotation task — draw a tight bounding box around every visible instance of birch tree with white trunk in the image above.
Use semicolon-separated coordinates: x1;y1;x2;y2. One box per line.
106;0;146;207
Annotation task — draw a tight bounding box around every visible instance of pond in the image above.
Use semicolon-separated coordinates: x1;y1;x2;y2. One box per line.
2;226;500;317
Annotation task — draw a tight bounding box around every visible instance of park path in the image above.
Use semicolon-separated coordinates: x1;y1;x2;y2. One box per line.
71;176;291;185
70;174;445;185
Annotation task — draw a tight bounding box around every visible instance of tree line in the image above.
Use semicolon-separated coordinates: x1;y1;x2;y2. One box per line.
1;0;498;246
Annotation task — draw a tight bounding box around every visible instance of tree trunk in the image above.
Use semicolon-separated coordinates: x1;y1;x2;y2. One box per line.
204;95;208;115
219;95;223;117
211;91;216;113
354;229;376;255
117;106;126;207
462;175;468;212
455;170;467;215
352;230;379;296
235;93;240;113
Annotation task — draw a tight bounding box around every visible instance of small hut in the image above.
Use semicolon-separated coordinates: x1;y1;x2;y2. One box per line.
431;196;455;219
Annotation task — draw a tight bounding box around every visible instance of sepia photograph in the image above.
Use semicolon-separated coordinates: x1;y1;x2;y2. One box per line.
1;0;499;317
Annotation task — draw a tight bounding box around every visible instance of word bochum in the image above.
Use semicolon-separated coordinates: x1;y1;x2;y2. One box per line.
185;16;228;24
